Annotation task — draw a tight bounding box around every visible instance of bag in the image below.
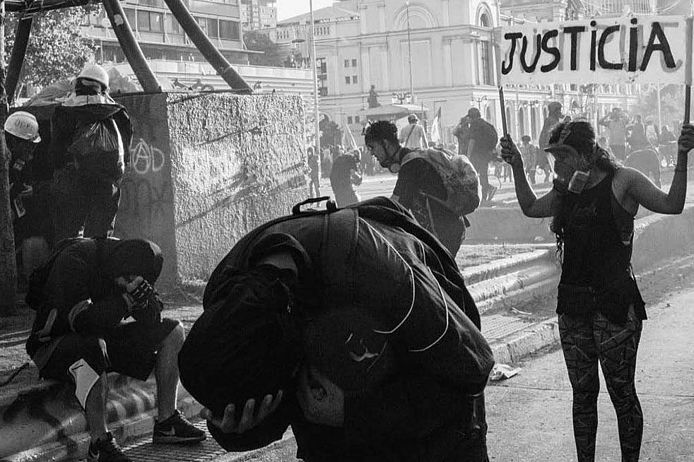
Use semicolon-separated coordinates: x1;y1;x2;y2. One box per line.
470;119;498;155
25;238;83;310
401;148;481;217
68;118;124;181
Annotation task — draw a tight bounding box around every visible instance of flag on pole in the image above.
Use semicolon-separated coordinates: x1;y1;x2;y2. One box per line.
430;107;442;145
343;123;358;151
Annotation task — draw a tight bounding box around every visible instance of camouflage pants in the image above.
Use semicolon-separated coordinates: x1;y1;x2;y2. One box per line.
558;307;643;462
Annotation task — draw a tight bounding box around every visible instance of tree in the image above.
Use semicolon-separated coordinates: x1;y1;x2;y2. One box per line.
4;6;98;91
243;30;286;67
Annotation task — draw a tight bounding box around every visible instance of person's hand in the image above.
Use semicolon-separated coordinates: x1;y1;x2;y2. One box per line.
499;135;523;169
125;277;154;308
677;123;694;156
200;391;283;434
296;365;344;427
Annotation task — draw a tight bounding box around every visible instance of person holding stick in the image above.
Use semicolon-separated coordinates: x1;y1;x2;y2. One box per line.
499;120;694;462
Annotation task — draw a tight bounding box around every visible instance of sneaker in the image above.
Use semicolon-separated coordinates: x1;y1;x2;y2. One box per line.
486;185;498;202
152;410;206;444
87;432;131;462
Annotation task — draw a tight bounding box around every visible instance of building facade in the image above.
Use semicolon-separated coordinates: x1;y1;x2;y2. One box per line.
275;0;643;146
240;0;277;30
83;0;248;68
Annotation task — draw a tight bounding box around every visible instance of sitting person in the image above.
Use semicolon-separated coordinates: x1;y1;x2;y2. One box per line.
25;238;205;462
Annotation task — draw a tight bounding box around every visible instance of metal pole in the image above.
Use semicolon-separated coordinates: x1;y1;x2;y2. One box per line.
310;0;320;163
406;0;414;103
102;0;161;92
163;0;252;93
6;16;32;105
0;0;19;314
656;82;662;131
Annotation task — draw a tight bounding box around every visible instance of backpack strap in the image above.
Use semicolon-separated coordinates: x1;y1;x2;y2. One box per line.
320;208;359;307
404;125;415;146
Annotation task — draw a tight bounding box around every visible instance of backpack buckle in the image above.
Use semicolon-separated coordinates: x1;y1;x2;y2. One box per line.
292;196;338;215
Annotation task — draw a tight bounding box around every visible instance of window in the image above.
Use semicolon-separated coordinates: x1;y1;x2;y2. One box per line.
137;11;163;32
124;9;136;28
355;116;360;123
352;75;358;84
345;76;351;84
219;20;240;40
344;59;350;68
352;59;357;67
348;116;353;124
196;16;207;34
207;18;219;38
166;15;182;34
319;87;328;96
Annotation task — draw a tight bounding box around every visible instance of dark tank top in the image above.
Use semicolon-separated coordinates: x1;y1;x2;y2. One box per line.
557;171;646;324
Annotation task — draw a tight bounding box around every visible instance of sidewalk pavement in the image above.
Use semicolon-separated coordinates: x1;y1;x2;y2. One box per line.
2;199;694;461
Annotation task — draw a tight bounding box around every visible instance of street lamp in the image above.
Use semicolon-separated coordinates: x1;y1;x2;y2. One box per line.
471;95;488;108
392;90;412;104
405;0;414;103
309;0;320;160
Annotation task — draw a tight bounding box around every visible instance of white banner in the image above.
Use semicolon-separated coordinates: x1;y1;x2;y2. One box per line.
498;15;691;85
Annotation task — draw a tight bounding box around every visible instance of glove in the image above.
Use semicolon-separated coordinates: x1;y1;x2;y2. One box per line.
128;278;154;310
131;292;163;326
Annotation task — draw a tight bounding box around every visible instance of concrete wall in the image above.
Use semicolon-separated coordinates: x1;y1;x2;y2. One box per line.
114;92;308;284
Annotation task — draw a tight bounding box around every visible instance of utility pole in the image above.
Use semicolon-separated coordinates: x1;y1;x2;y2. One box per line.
310;0;321;162
0;0;18;315
405;0;414;103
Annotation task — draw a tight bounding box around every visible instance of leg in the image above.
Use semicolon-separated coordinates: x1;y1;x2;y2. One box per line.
594;308;643;462
559;314;601;462
84;180;120;238
471;155;490;200
51;166;88;242
85;372;109;440
155;322;186;421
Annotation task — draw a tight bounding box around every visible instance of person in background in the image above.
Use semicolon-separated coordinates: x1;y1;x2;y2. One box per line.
329;149;362;207
599;108;628;161
307;147;321;198
501;120;694;462
519;135;538;185
50;64;132;243
364;120;479;256
398;114;428;150
466;108;499;203
659;125;677;167
453;116;471;156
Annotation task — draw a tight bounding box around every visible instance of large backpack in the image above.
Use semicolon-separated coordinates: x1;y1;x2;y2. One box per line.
470;119;498;155
400;148;481;218
68;118;124;181
25;238;83;310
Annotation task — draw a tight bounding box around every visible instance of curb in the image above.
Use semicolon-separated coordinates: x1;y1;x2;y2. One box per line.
1;376;202;462
491;319;560;365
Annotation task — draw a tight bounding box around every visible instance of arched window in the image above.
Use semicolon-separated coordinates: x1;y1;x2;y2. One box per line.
480;13;490;27
476;6;494;85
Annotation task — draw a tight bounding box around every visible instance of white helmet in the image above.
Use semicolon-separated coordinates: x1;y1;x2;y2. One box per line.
5;111;41;143
78;63;109;89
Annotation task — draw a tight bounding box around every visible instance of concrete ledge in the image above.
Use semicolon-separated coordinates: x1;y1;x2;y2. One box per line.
460;248;555;286
491;319;560;365
1;374;201;462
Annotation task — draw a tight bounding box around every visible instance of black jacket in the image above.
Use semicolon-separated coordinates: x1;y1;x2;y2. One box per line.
185;198;494;461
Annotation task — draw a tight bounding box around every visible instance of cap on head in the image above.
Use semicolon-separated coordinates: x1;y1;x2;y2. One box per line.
78;63;109;89
408;114;418;123
5;111;41;143
467;107;481;119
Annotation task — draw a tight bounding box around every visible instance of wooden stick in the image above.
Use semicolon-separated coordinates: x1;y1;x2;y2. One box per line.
498;86;508;136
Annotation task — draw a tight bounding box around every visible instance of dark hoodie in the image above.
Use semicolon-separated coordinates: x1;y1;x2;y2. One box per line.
50;94;132;175
26;238;163;368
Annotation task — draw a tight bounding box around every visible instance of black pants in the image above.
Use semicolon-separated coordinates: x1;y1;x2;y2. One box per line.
559;308;643;462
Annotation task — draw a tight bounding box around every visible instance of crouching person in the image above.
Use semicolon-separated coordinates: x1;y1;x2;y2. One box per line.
178;197;494;462
25;238;205;462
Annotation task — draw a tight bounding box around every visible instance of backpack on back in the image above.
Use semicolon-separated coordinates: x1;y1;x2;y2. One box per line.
401;148;481;218
25;238;83;310
68;118;124;181
470;119;498;155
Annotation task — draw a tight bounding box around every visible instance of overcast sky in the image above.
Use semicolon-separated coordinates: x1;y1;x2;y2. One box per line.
277;0;335;21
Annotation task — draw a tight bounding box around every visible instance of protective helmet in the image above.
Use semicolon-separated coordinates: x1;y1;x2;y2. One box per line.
408;114;418;123
78;63;109;89
5;111;41;143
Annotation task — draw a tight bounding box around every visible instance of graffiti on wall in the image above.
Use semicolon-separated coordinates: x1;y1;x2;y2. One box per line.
130;139;167;175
